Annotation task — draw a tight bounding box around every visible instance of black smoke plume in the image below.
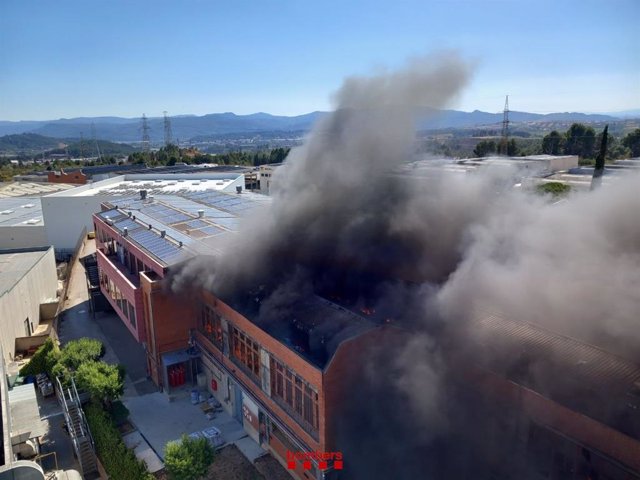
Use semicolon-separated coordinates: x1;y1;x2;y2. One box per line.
171;52;640;478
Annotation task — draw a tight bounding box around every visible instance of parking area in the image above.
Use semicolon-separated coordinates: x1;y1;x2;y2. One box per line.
124;391;248;459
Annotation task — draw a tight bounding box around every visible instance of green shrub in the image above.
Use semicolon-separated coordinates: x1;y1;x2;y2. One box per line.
109;400;130;426
536;182;571;198
85;402;153;480
60;338;104;369
76;361;124;404
164;434;214;480
19;338;58;377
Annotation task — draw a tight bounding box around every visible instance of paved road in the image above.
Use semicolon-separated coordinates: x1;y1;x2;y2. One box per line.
57;239;154;396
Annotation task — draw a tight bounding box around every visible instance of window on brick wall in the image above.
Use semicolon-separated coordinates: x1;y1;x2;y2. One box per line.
200;304;223;347
128;301;136;328
230;326;260;379
269;357;319;433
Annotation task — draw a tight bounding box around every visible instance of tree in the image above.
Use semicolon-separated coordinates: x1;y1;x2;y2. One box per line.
164;434;215;480
542;130;564;155
60;337;104;369
19;338;60;377
564;123;596;158
473;140;496;157
75;361;125;405
622;128;640;157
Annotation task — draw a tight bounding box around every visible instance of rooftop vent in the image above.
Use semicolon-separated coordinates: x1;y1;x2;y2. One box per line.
1;210;14;215
192;181;200;186
236;186;242;194
148;223;152;230
105;219;114;226
179;241;183;247
198;210;204;218
160;230;166;238
123;227;128;237
216;182;224;186
25;218;40;225
22;203;35;208
127;211;132;217
140;190;147;200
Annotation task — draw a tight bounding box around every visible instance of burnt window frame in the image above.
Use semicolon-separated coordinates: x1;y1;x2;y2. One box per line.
200;303;223;348
230;325;260;380
269;356;319;435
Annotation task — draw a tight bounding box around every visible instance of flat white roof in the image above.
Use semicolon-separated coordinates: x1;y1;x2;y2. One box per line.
72;178;239;197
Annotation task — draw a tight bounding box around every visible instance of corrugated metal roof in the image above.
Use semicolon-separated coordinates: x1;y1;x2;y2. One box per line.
0;198;44;226
473;313;640;392
0;248;50;297
0;182;75;198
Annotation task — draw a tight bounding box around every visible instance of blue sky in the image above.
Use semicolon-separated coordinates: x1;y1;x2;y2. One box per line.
1;0;638;121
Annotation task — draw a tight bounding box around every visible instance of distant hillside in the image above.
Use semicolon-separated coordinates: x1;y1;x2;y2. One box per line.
47;139;136;157
0;132;136;157
0;109;630;142
0;133;62;153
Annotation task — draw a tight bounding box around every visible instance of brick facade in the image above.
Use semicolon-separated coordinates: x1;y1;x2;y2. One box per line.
48;169;87;184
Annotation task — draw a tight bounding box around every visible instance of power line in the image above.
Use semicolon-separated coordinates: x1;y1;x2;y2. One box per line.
141;113;151;153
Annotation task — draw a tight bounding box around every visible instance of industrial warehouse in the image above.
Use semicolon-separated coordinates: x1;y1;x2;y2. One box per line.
81;157;640;480
0;145;638;479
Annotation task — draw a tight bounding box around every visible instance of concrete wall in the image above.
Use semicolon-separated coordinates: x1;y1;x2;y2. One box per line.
0;226;47;250
41;195;104;251
0;248;58;363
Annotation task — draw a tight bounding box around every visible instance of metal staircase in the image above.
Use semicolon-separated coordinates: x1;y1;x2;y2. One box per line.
55;377;99;479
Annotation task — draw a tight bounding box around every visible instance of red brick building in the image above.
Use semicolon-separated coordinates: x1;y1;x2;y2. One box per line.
89;174;640;479
48;169;87;184
90;176;386;478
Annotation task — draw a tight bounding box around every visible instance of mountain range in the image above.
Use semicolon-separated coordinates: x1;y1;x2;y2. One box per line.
0;109;630;143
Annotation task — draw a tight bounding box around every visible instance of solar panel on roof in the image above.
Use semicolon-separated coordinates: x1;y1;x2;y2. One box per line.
200;225;224;235
186;219;208;228
129;229;183;263
113;218;143;233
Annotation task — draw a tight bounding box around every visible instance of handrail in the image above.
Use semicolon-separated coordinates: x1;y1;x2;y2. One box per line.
70;379;87;438
54;377;75;437
56;376;97;474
